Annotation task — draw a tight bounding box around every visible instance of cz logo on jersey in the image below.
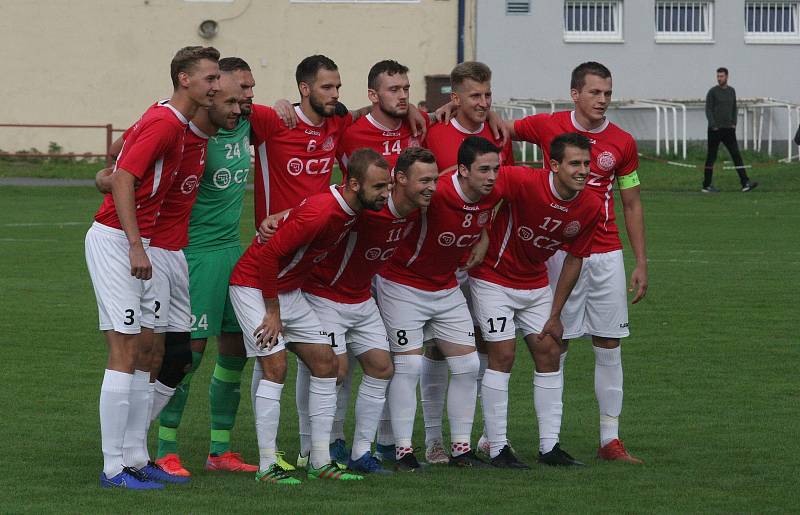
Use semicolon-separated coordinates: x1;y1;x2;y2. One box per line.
517;225;562;250
286;157;332;176
180;175;199;194
437;231;480;248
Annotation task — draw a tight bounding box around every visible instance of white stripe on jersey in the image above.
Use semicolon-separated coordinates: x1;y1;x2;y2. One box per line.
278;244;308;279
258;142;270;217
493;210;514;269
602;176;614;231
150;157;164;198
405;211;428;267
329;232;359;286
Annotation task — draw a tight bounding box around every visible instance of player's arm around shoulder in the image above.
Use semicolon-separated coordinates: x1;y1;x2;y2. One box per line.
618;172;648;304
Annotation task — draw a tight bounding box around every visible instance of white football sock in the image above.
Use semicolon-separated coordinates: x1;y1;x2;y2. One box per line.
420;356;448;447
533;369;563;454
594;346;623;446
388;354;422;453
481;369;510;459
308;376;337;469
100;369;133;477
295;358;311;457
255;379;283;471
351;374;389;461
446;353;479;455
376;403;394;446
149;380;175;423
560;350;568;375
477;352;489;436
122;369;152;469
331;356;355;443
251;359;263;414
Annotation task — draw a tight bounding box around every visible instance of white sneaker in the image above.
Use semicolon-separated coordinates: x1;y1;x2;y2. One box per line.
296;453;309;470
425;440;449;465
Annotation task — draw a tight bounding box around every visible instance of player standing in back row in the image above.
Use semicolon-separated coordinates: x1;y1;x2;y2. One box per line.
503;61;648;463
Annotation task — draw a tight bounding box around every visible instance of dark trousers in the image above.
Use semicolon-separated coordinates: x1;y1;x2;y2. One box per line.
704;127;749;188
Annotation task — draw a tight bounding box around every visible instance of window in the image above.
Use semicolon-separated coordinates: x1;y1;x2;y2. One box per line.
655;1;713;42
563;1;623;42
745;1;800;43
506;0;531;15
290;0;419;3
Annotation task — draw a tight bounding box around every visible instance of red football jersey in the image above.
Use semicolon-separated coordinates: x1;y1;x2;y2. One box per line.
513;111;638;253
250;104;353;227
94;101;187;238
424;118;515;172
303;194;420;303
380;169;511;291
336;112;429;177
470;167;602;289
229;185;358;299
150;123;209;250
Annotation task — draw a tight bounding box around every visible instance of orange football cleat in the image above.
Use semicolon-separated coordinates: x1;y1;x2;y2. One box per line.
155;453;191;477
205;451;259;472
597;439;643;464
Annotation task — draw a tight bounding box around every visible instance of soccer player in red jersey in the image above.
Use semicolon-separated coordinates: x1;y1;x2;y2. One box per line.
301;147;438;474
376;136;514;471
337;60;429;177
420;61;514;464
228;149;390;484
85;46;220;489
470;133;602;469
502;62;648;463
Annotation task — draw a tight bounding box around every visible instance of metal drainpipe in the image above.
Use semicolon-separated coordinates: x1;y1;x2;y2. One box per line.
457;0;465;64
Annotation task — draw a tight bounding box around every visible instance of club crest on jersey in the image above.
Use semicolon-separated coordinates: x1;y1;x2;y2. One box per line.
478;212;490;227
181;175;199;194
322;136;335;152
563;220;581;238
596;151;616;172
517;226;534;241
287;157;305;176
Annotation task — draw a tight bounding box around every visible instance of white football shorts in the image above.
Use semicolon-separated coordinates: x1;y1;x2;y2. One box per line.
546;249;630;340
141;247;191;333
303;293;389;356
229;286;329;358
374;276;475;353
469;278;552;342
84;221;149;334
457;269;480;326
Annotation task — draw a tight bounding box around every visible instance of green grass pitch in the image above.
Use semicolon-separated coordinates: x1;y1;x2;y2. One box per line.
1;158;798;513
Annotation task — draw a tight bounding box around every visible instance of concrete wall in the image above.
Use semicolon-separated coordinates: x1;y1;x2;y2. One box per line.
476;0;800;147
0;0;463;153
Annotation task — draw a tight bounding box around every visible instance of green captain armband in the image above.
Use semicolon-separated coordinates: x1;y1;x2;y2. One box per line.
618;171;640;190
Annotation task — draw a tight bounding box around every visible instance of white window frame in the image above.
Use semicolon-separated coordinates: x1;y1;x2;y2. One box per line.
563;1;624;43
744;1;800;44
290;0;419;3
655;1;714;43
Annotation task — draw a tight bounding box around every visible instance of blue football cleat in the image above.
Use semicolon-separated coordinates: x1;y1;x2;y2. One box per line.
100;467;165;490
138;461;191;484
329;439;350;467
375;443;396;463
348;451;393;475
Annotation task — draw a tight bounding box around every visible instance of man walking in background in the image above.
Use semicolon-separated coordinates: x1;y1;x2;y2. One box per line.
703;67;757;193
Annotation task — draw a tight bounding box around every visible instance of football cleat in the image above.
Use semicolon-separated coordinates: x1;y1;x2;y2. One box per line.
100;467;164;490
329;438;350;467
476;434;490;456
205;451;258;472
701;185;721;193
597;439;643;464
375;443;396;463
296;453;309;470
256;463;302;485
425;440;450;465
275;451;296;471
308;462;364;481
449;450;491;468
395;452;426;472
490;445;530;470
138;461;191;484
348;451;393;475
741;181;758;192
538;443;585;467
155;454;191;477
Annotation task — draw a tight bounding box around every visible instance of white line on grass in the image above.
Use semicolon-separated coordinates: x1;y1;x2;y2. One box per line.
1;222;85;227
0;238;59;242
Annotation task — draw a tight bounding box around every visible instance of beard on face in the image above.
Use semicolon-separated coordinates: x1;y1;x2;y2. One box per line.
357;187;385;212
239;101;252;116
309;92;334;118
378;100;407;121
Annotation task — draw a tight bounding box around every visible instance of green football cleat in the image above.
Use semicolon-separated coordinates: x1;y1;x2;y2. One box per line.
255;463;302;485
308;462;364;481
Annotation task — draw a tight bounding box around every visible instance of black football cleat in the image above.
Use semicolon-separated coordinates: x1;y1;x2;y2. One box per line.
490;445;530;469
448;449;491;468
538;443;585;467
395;451;426;472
